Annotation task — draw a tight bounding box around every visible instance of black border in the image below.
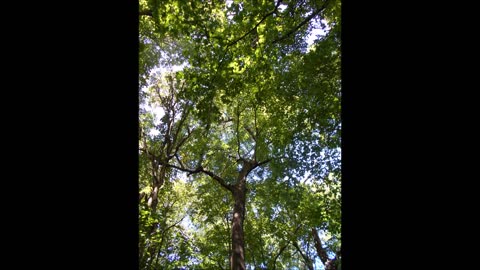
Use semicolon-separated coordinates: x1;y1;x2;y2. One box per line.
339;0;469;268
65;1;140;267
11;1;140;268
341;1;409;268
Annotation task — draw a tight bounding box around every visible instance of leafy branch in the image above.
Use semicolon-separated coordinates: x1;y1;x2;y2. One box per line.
227;0;284;47
272;0;330;44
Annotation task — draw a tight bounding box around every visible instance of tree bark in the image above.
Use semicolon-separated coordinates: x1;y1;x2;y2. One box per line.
147;165;166;212
229;158;269;270
312;227;338;270
139;10;153;17
230;175;247;270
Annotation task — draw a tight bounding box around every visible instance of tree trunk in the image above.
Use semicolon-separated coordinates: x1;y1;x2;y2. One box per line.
231;177;246;270
312;228;338;270
229;159;262;270
147;165;166;211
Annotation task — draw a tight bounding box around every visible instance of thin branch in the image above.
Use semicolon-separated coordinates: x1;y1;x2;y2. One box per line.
221;117;234;124
254;107;258;161
227;0;283;47
157;161;233;192
249;245;258;269
228;154;240;162
163;214;187;233
245;125;257;162
236;106;241;159
139;10;153;17
272;1;329;44
292;242;314;270
272;243;289;270
202;168;234;192
219;154;238;178
139;192;146;202
273;223;303;270
173;126;195;156
139;147;158;160
245;126;256;142
242;145;255;161
175;153;185;169
166;196;178;210
211;0;283;83
257;158;272;167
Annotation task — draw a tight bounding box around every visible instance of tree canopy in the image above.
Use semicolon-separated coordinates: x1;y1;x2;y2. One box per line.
139;0;341;269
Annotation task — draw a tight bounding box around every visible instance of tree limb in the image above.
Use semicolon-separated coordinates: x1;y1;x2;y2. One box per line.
175;153;185;169
272;243;289;270
213;0;283;77
139;10;153;17
257;159;272;167
163;214;187;233
171;105;190;152
245;126;256;142
227;0;283;47
201;168;233;192
173;126;194;156
272;1;329;44
157;161;233;192
236;106;242;159
312;227;339;270
254;107;258;161
292;241;314;270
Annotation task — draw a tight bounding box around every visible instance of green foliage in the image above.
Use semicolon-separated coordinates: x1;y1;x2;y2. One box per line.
139;179;197;269
139;0;341;268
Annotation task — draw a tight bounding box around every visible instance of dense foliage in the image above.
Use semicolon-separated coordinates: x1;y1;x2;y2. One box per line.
139;0;341;269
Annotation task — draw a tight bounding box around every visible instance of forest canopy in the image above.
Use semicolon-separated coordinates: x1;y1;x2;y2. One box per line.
139;0;341;269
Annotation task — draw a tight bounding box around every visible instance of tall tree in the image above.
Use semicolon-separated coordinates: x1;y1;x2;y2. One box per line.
139;0;341;269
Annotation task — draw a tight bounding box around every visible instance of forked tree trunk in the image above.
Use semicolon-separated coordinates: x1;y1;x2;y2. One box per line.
228;158;268;270
230;160;257;270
